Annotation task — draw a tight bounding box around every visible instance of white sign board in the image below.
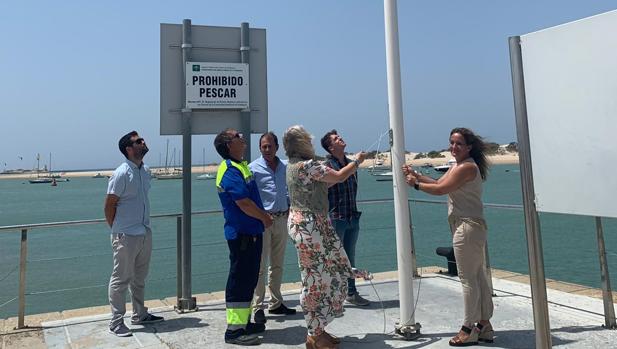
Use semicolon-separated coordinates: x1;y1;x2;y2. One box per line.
186;62;249;109
520;10;617;218
160;23;268;135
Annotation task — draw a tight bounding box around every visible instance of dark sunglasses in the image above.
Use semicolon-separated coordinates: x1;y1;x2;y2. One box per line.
132;138;145;145
228;133;243;142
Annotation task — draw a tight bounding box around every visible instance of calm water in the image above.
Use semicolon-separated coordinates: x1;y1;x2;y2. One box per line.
1;164;615;319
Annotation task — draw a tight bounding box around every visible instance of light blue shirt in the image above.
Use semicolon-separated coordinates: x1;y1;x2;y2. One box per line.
249;156;289;213
107;160;151;235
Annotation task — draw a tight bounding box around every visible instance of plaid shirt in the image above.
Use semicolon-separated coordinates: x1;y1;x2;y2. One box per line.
325;155;360;220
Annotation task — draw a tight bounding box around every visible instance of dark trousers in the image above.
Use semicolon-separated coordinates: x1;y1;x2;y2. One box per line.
332;216;360;295
225;234;262;335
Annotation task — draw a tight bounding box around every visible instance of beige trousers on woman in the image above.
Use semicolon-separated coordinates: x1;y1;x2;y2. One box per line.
449;216;494;326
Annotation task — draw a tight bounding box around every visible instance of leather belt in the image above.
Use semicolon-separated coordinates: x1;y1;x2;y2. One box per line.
269;210;289;217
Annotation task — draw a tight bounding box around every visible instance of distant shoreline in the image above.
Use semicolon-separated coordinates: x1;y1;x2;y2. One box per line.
0;152;518;180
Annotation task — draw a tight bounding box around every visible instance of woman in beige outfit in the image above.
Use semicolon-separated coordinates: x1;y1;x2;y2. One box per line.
403;127;494;346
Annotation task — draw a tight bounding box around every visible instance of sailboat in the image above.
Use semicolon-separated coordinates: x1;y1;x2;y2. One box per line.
197;148;215;180
156;140;182;180
368;132;389;173
47;153;69;181
29;153;53;184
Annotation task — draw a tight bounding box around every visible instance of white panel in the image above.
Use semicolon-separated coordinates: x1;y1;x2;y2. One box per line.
521;10;617;218
160;24;268;135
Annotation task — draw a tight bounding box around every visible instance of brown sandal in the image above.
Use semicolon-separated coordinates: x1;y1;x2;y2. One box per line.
476;323;494;343
324;331;341;344
306;333;338;349
448;326;479;347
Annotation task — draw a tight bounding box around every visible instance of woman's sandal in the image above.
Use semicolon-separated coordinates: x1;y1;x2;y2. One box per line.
324;331;341;344
448;325;479;347
476;323;495;343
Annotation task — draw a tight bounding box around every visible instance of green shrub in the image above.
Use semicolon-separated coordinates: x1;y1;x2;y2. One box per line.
506;142;518;152
427;151;445;159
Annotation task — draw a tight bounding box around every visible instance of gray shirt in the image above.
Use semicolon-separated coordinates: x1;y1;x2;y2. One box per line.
107;160;151;235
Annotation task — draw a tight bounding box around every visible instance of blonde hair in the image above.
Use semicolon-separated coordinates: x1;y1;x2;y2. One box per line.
283;125;315;160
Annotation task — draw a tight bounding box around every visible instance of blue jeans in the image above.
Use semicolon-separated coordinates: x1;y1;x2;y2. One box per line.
332;216;360;296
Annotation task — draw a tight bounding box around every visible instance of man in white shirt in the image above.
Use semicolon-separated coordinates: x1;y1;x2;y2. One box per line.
104;131;163;337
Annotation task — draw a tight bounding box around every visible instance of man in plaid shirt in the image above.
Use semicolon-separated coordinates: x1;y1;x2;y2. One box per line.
321;130;371;306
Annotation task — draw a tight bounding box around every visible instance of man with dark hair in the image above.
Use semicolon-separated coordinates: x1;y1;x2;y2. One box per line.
321;129;371;306
214;128;273;345
104;131;163;337
249;132;296;325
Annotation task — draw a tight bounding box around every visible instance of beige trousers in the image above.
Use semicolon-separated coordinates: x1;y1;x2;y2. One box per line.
253;213;289;312
108;230;152;328
449;216;494;326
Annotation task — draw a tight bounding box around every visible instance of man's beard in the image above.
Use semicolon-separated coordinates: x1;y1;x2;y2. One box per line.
138;145;149;158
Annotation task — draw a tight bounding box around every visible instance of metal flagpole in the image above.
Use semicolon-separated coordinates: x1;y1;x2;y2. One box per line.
384;0;421;339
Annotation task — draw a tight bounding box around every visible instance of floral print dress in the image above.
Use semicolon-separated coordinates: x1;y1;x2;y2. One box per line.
286;159;353;336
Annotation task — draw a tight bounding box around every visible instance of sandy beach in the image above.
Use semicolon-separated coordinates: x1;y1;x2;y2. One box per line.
0;152;518;180
369;151;519;167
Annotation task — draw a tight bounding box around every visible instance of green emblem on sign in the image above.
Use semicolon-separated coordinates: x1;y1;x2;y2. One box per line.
192;65;200;71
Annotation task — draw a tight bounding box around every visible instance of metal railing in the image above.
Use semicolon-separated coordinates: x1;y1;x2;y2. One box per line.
0;209;221;329
1;198;614;331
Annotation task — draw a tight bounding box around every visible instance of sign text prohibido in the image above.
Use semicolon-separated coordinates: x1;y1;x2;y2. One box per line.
185;62;249;109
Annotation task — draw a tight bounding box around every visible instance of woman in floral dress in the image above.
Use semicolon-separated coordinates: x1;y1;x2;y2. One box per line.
283;125;366;349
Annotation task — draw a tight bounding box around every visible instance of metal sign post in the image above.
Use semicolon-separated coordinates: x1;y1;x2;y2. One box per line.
240;22;251;160
595;217;617;329
179;19;197;312
161;19;268;313
509;35;552;348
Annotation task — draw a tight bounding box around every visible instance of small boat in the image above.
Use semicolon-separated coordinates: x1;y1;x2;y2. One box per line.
368;165;390;173
29;178;53;184
374;171;393;181
92;173;106;178
156;169;183;180
374;171;393;177
434;159;456;172
196;148;215;180
197;173;215;180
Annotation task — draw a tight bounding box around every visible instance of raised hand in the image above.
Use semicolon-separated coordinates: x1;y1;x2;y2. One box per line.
405;173;417;186
355;151;367;164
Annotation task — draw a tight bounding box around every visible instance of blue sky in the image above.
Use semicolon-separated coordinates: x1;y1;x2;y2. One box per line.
1;1;615;170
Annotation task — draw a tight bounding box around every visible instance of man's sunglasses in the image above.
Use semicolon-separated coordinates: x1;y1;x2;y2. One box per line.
132;138;145;145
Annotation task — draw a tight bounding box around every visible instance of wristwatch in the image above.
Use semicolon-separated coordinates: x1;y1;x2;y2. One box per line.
353;159;360;168
414;182;420;191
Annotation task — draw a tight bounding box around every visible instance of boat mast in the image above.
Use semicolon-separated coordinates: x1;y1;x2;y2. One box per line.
164;139;170;174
